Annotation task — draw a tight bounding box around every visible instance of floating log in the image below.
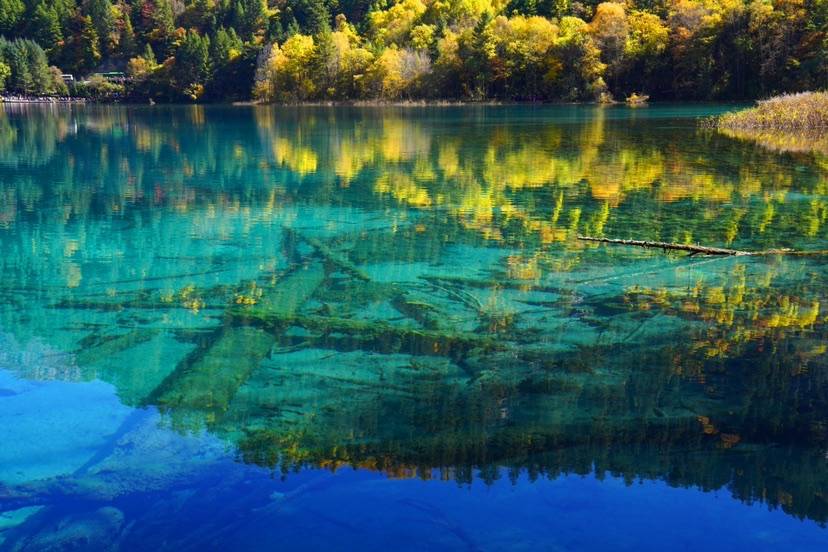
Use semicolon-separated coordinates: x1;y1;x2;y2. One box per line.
577;236;797;256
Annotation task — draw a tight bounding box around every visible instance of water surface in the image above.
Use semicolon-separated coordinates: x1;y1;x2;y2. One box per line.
0;104;827;550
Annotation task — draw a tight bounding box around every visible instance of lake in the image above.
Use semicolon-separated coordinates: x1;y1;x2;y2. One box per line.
0;104;826;550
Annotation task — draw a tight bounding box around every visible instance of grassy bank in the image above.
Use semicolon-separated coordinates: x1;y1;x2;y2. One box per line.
715;92;828;130
708;92;828;155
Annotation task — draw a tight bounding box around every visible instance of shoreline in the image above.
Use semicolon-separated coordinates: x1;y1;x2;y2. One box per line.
1;96;86;104
3;96;586;108
1;96;749;108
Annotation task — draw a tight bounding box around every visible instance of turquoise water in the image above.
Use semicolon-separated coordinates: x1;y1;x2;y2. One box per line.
0;103;827;550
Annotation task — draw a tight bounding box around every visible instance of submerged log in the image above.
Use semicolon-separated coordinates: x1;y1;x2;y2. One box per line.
231;309;503;358
577;236;797;256
74;329;161;366
146;326;276;413
256;262;326;314
299;232;371;281
144;263;326;413
420;274;562;294
391;295;441;330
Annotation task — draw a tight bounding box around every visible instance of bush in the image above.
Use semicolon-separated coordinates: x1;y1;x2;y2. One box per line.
76;74;124;100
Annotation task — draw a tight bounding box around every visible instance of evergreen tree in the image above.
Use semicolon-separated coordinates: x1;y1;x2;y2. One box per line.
149;0;176;58
5;39;34;94
211;26;243;68
120;7;138;59
285;0;331;36
0;39;54;94
24;39;54;93
29;2;64;54
235;0;265;39
85;0;116;57
0;0;25;36
265;13;285;43
311;28;336;97
176;30;211;93
143;43;157;65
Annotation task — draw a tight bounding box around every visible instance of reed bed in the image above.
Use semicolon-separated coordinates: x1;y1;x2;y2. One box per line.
704;92;828;155
715;91;828;130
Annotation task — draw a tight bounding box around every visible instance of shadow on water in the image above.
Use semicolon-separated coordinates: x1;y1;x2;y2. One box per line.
0;104;827;549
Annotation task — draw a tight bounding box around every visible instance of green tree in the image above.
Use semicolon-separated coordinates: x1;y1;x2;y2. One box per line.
3;39;33;94
143;43;157;65
458;11;494;99
29;2;64;54
141;0;176;58
210;26;243;68
23;39;54;93
0;61;10;92
48;65;69;95
0;38;55;95
176;30;211;98
310;28;337;97
85;0;116;57
284;0;332;36
0;0;24;36
119;7;138;58
233;0;266;39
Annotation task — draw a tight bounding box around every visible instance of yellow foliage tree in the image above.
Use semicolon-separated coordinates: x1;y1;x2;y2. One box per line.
366;46;431;99
546;17;606;100
254;34;317;102
368;0;428;46
626;10;669;58
590;2;628;67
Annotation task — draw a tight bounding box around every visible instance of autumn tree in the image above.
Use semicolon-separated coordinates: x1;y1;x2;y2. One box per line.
365;46;431;98
60;15;102;76
488;15;558;100
546;16;606;100
0;61;10;92
254;34;317;101
0;0;823;102
589;1;628;90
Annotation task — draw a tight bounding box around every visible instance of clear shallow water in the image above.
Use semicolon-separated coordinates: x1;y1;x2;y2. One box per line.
0;104;826;550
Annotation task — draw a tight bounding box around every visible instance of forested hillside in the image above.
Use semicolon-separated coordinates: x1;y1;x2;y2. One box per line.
0;0;826;102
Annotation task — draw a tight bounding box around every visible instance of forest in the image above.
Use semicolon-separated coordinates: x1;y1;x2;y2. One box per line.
0;0;827;102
